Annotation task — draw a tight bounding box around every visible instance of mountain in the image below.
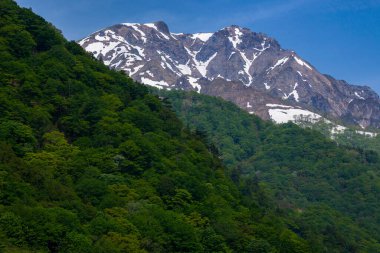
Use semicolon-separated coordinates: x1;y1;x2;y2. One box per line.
0;1;323;252
158;89;380;252
79;21;380;129
2;1;380;252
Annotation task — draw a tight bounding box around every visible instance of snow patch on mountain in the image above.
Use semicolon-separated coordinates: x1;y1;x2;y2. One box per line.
267;104;378;137
177;61;192;76
187;76;201;91
267;57;289;72
239;52;256;84
255;40;271;52
191;33;213;42
293;56;312;70
269;108;321;124
195;52;218;77
141;77;169;89
266;104;292;108
283;83;300;102
229;27;243;48
354;91;365;100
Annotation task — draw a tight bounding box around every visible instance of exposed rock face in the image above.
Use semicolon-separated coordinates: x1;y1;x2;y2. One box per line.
79;21;380;129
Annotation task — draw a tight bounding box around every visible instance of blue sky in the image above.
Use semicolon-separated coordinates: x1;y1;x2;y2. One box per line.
16;0;380;94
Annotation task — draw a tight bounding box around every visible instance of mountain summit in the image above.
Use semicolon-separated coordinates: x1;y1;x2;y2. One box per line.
79;21;380;129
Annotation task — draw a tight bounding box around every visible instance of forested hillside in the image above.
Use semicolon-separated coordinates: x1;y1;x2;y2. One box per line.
0;1;322;252
158;90;380;252
2;1;380;252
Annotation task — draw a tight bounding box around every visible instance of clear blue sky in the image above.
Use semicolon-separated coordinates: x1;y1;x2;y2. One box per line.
15;0;380;94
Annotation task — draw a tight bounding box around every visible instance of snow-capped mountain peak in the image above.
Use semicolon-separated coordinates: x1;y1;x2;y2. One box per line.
79;21;380;129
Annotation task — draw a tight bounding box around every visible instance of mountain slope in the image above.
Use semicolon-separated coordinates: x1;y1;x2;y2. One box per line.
158;89;380;252
2;1;380;252
79;21;380;129
0;1;316;252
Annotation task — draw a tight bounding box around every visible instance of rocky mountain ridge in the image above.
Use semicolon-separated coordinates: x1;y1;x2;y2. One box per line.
79;21;380;129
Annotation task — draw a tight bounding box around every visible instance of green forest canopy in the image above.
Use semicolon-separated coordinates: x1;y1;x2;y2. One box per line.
158;90;380;252
0;0;379;252
0;1;316;252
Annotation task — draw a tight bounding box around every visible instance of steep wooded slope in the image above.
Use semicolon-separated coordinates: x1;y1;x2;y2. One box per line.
0;1;314;252
158;89;380;252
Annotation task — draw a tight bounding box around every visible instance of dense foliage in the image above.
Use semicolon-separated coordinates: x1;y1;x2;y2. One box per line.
0;1;318;252
159;90;380;252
